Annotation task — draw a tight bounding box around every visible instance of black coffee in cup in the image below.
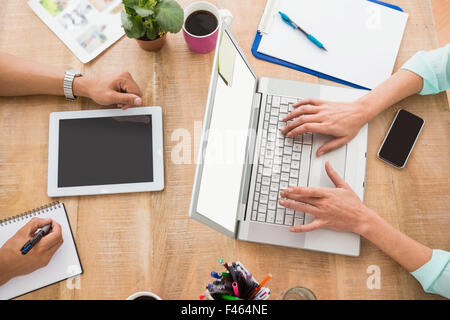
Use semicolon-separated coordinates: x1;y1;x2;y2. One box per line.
185;10;218;36
134;295;157;300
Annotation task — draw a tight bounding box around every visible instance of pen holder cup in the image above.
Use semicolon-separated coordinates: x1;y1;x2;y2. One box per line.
202;261;271;300
202;287;270;300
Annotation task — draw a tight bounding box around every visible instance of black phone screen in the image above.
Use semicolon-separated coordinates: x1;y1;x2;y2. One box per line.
378;109;424;168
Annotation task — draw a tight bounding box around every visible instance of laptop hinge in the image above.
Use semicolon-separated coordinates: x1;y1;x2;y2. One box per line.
237;91;263;221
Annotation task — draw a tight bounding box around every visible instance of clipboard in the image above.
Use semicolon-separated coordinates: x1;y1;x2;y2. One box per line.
252;0;405;90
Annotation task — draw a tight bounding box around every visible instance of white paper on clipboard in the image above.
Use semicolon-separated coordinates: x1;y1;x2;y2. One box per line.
256;0;408;89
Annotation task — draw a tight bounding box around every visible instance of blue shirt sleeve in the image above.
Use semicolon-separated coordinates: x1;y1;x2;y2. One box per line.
411;249;450;299
401;44;450;95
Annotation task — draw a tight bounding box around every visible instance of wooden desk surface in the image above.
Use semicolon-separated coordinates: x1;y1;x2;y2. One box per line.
0;0;448;300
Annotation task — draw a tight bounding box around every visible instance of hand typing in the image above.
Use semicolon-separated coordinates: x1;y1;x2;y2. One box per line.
279;162;376;234
281;98;369;156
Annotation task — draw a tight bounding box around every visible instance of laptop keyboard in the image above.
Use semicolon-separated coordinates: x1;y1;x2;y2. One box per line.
248;95;313;227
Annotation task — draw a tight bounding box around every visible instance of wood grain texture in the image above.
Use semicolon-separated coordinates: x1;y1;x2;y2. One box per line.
0;0;448;300
431;0;450;105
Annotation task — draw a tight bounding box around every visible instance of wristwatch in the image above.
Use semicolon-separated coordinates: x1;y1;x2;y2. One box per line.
63;69;82;101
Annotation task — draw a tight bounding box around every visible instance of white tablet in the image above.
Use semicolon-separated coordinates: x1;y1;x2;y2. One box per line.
48;107;164;197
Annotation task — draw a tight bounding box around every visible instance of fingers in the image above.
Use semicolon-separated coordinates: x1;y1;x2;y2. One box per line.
281;186;327;199
110;91;142;108
284;122;325;137
325;161;349;189
279;192;319;205
292;98;324;108
279;198;320;215
281;114;323;135
35;222;63;267
117;72;142;97
282;105;318;122
114;72;143;109
38;220;63;250
290;219;325;233
316;137;348;157
21;218;52;237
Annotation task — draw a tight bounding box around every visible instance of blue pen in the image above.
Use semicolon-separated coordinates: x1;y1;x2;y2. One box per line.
20;224;52;255
211;271;222;279
278;11;327;51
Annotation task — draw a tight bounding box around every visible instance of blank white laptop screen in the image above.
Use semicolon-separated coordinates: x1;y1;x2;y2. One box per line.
196;31;257;233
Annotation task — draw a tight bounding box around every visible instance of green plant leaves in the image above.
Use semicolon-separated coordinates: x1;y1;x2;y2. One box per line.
121;11;145;39
155;0;184;33
121;0;184;40
122;0;139;13
144;19;158;40
122;0;139;7
134;6;153;17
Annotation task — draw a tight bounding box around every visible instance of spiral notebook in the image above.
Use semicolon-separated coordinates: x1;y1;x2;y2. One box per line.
0;202;82;300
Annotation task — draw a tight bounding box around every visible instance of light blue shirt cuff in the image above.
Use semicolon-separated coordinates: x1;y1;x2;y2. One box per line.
401;44;450;95
411;249;450;295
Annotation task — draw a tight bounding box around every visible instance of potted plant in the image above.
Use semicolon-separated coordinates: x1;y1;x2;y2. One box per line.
121;0;184;51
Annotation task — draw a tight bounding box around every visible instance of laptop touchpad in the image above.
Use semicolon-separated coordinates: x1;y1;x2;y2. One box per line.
310;134;346;188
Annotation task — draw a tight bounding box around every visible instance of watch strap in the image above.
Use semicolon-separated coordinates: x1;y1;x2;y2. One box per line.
64;69;82;100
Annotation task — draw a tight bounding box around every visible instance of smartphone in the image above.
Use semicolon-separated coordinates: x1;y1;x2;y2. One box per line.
378;109;424;168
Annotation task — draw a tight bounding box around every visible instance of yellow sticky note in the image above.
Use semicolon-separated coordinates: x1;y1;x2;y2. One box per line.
218;33;236;86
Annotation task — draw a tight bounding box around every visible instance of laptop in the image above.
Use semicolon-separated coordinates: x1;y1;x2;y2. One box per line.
189;23;368;256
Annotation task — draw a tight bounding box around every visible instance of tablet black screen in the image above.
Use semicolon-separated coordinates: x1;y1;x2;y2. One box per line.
58;115;153;187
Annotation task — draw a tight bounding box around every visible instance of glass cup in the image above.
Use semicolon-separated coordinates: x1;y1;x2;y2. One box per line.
281;287;317;300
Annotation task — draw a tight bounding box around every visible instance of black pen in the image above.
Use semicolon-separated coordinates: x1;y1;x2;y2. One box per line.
228;265;238;282
20;224;52;255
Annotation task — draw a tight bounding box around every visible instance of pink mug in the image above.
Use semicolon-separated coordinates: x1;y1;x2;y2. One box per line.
183;1;233;54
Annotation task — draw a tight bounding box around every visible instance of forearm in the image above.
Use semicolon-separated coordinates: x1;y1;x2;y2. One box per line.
0;52;69;97
361;209;432;272
0;249;14;286
0;52;96;100
357;69;424;123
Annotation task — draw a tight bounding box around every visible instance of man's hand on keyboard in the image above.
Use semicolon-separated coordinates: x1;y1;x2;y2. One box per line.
279;161;376;234
281;98;369;157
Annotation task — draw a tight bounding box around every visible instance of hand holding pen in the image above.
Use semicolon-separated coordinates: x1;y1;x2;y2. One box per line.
0;218;63;286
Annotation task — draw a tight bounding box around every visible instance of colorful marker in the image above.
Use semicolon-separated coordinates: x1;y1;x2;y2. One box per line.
232;281;240;298
221;294;241;301
253;288;271;300
249;274;272;300
211;271;222;279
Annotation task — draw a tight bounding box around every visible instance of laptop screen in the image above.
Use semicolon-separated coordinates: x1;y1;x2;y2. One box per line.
195;28;257;234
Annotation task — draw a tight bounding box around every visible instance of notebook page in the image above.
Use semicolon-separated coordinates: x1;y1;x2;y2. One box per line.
0;204;82;300
257;0;408;89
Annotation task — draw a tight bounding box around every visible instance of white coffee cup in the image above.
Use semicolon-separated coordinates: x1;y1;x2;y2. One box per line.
126;291;162;300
